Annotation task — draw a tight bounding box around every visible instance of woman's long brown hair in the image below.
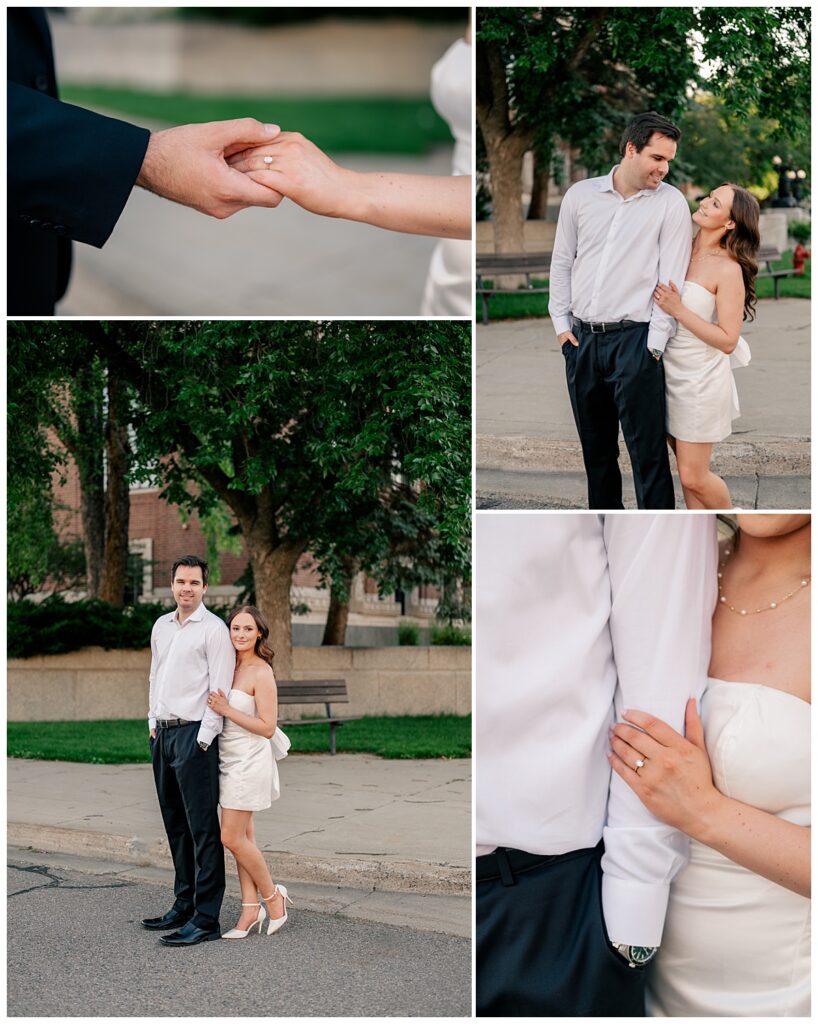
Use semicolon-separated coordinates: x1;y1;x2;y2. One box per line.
227;605;275;666
719;183;761;322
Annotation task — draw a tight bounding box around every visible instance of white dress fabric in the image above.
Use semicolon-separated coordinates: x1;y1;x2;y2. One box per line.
648;678;811;1017
218;689;286;811
420;37;471;316
663;281;740;442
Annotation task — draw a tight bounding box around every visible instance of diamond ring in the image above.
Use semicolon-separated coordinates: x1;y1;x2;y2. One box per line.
635;758;646;771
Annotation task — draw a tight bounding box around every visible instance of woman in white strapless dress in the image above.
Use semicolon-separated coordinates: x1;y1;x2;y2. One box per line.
654;183;761;510
610;513;810;1016
420;34;472;315
206;605;293;939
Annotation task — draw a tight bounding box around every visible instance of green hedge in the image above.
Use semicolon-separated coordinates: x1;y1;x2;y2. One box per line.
8;596;227;659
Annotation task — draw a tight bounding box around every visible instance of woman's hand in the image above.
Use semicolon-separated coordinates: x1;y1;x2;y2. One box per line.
226;131;351;219
207;688;230;716
653;280;684;317
608;699;723;835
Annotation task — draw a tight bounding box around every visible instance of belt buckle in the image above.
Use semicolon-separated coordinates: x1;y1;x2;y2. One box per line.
591;322;605;334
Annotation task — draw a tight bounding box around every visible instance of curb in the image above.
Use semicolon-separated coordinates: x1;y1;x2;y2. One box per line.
7;822;470;897
477;434;811;476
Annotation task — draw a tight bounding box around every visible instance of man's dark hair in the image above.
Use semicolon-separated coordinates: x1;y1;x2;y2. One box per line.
619;112;681;157
171;554;209;585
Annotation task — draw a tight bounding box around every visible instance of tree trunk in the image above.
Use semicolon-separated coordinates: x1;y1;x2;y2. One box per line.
322;557;359;646
99;371;131;606
528;155;551;220
70;370;105;599
486;134;529;255
246;537;306;680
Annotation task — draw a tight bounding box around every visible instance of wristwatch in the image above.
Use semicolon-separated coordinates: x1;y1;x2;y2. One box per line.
198;741;210;752
650;348;663;361
611;942;658;968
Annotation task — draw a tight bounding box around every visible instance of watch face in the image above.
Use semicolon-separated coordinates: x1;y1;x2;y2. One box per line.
630;946;658;966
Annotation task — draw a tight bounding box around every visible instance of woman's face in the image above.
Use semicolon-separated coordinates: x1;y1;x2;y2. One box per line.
230;612;260;652
736;514;811;539
693;185;735;232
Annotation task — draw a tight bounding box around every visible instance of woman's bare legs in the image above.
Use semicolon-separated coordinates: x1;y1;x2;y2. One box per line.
221;808;283;928
670;437;732;510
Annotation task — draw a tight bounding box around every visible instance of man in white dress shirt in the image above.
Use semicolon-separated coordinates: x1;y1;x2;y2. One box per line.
549;112;693;510
476;513;717;1015
141;555;235;946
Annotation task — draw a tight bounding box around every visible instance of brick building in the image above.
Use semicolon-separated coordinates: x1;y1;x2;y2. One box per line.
53;465;440;645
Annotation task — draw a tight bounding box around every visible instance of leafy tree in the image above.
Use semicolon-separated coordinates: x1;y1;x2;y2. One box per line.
8;323;135;605
478;7;811;252
65;320;470;676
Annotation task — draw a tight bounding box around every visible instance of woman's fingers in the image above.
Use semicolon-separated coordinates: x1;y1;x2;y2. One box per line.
622;708;685;748
610;733;650;772
611;721;663;760
684;697;706;750
227;153;280;174
608;750;641;789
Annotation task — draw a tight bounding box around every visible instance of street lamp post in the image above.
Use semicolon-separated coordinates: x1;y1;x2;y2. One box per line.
771;155;798;208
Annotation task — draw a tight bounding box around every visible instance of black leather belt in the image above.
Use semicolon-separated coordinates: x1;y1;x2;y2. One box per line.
572;317;646;334
477;844;600;885
156;717;196;729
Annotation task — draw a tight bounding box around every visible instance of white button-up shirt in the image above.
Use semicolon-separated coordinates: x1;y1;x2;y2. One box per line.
148;602;236;746
476;513;717;946
548;166;692;352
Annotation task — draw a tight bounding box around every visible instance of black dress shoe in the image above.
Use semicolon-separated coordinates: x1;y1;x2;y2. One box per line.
159;921;220;947
141;909;193;931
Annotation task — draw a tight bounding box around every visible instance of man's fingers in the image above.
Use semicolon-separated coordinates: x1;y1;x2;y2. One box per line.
224;166;285;208
210;117;280;152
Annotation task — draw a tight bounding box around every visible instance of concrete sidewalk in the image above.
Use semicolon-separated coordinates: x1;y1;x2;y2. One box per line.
8;753;470;935
477;298;810;509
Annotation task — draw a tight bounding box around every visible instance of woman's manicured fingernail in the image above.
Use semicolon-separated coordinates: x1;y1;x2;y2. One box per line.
264;123;279;134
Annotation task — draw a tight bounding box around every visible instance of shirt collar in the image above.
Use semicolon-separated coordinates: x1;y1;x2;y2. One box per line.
172;602;207;625
600;164;660;199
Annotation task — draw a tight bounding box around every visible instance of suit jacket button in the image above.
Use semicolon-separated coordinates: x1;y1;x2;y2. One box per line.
34;73;49;91
42;221;53;229
29;218;41;226
55;224;66;235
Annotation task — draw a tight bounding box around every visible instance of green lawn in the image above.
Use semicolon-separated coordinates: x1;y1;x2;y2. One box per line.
478;251;810;322
8;715;472;763
59;85;450;155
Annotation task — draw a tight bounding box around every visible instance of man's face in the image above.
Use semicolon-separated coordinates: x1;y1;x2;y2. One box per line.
624;132;677;190
172;565;206;613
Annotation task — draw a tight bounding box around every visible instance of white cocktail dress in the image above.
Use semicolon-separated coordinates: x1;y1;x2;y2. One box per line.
663;281;741;442
648;678;810;1016
218;689;289;811
420;36;471;316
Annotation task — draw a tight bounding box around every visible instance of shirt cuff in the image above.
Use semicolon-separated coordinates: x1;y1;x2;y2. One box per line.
647;328;670;353
149;716;157;730
197;725;218;747
551;314;573;337
601;875;670;947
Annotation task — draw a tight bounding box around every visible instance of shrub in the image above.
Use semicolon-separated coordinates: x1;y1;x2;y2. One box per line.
8;596;234;658
397;623;420;646
789;220;811;243
430;624;471;646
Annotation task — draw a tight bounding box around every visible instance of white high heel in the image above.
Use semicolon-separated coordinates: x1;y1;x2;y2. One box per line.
222;901;267;939
263;885;293;935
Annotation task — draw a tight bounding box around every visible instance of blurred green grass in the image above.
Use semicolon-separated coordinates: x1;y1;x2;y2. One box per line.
60;85;451;154
8;714;472;763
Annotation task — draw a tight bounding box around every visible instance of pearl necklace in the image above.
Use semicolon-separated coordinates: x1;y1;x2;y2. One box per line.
717;546;810;616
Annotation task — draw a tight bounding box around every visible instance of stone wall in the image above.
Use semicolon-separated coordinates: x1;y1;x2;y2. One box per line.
8;646;471;721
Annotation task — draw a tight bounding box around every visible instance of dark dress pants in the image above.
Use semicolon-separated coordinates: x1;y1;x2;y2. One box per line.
151;723;224;929
476;844;646;1017
562;321;675;509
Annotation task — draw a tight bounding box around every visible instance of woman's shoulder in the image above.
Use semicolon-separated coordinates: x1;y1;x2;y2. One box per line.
248;659;276;689
716;255;744;283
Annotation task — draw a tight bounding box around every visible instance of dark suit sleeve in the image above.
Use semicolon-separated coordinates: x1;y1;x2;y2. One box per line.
8;83;150;248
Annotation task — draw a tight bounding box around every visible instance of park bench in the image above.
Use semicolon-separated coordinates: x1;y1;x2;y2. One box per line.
756;245;794;300
277;678;360;755
476;251;552;324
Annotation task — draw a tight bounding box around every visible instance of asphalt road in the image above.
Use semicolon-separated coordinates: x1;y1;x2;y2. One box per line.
7;860;471;1017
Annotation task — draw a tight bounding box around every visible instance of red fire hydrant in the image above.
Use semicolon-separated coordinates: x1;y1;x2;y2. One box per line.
793;243;811;277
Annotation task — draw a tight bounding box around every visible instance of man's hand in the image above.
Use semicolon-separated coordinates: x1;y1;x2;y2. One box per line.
558;330;579;349
149;728;156;740
136;119;286;219
226;132;352;219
